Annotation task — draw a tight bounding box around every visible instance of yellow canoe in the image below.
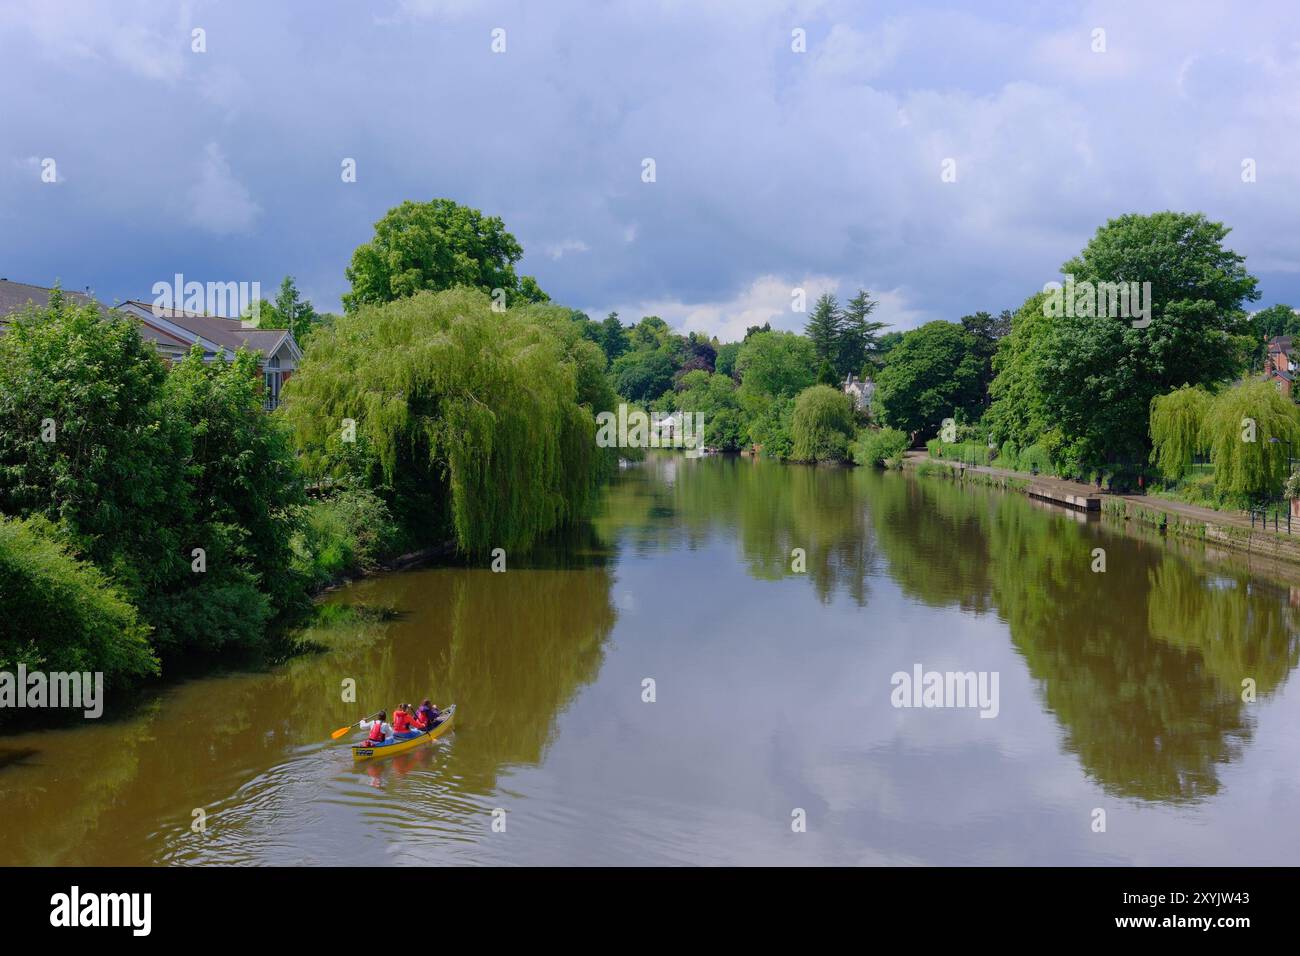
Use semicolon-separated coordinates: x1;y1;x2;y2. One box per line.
351;705;455;761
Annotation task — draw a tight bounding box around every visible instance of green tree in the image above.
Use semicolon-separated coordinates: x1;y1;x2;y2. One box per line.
790;385;856;462
805;293;843;376
672;370;747;450
875;321;984;437
610;348;675;404
735;331;816;399
840;289;887;378
251;275;320;345
0;515;159;691
598;312;629;364
1038;212;1257;470
342;199;547;311
714;341;742;379
164;346;308;626
1250;304;1299;340
959;310;1007;406
1148;385;1211;480
282;288;608;554
1202;379;1300;499
0;291;186;591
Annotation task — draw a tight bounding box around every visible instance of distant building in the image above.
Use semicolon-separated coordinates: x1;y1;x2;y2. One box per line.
1267;336;1296;399
844;374;875;413
0;279;300;410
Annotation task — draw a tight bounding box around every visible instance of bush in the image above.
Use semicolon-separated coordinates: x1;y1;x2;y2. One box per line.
994;441;1020;469
293;489;400;588
852;428;909;468
0;516;158;685
1018;444;1052;475
926;440;994;465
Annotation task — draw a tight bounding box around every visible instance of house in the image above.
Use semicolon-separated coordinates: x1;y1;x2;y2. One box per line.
844;373;875;412
1267;336;1296;398
0;279;301;410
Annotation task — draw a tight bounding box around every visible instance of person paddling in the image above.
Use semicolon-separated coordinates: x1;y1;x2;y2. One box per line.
359;711;393;745
415;699;441;731
392;703;417;736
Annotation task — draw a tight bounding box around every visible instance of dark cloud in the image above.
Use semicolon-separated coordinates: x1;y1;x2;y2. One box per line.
1;0;1296;338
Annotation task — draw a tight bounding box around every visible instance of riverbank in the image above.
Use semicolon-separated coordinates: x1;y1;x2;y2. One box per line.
902;451;1300;571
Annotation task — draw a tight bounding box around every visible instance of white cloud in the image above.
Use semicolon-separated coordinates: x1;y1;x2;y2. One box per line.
185;143;260;235
537;238;590;260
595;274;931;343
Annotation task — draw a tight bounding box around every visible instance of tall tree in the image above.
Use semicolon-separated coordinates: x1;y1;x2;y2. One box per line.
250;275;321;344
839;289;888;378
875;321;984;437
598;311;629;364
805;293;843;377
987;212;1259;473
343;198;548;311
959;310;1008;406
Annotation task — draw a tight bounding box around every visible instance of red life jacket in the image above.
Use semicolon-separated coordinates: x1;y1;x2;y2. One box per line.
393;709;412;733
367;721;386;743
413;711;429;730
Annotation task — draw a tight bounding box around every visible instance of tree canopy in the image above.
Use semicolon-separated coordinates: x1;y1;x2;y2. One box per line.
282;288;612;553
343;199;548;312
875;320;984;437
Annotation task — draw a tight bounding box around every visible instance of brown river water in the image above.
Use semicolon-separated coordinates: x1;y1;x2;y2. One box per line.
2;453;1299;865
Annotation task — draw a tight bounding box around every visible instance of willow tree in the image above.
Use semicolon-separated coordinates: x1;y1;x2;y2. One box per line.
790;384;856;462
1148;385;1210;480
1202;379;1300;498
281;288;610;553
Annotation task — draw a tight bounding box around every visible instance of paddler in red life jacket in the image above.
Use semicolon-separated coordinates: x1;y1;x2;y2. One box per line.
391;703;417;736
358;711;393;744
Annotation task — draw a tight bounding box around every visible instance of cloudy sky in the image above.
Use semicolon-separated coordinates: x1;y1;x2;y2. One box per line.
2;0;1298;340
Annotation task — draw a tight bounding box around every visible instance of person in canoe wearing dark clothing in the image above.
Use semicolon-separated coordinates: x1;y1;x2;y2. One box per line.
413;699;441;732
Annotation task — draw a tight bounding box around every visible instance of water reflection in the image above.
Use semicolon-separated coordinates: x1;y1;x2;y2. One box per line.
2;453;1300;864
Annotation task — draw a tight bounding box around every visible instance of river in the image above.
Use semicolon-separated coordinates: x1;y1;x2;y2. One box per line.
3;452;1299;865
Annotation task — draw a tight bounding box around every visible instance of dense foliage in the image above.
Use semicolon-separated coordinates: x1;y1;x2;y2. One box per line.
1148;385;1211;481
790;385;856;462
0;515;158;683
874;321;985;438
1201;380;1300;499
282;288;614;553
851;427;910;468
343;199;549;312
986;212;1258;474
0;295;309;675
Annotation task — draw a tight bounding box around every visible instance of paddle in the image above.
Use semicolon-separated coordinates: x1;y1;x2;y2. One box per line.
331;711;381;740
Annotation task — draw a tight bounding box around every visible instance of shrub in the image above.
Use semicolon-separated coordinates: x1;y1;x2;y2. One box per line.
1019;444;1052;475
0;516;158;685
293;489;400;588
853;428;910;468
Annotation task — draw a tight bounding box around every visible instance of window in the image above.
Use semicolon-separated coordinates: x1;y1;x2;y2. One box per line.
264;356;282;410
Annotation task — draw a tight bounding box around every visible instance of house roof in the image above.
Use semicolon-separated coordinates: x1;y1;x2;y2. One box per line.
122;300;295;359
1268;335;1293;350
0;280;296;360
0;278;104;318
